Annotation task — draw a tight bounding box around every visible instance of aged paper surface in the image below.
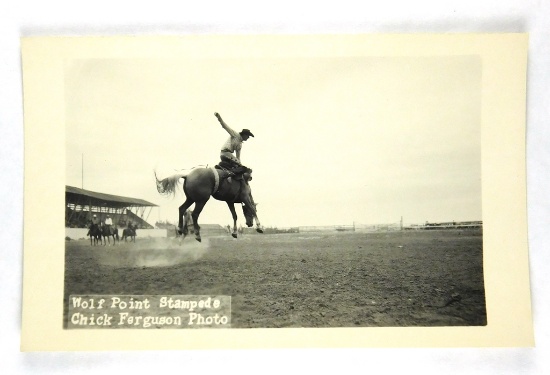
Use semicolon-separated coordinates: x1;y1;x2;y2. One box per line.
21;34;532;350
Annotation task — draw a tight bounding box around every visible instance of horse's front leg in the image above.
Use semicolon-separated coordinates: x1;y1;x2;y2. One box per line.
243;196;263;233
226;202;238;238
254;218;263;233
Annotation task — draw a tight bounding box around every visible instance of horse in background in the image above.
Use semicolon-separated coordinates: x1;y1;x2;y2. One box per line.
101;224;119;246
155;166;262;242
122;224;137;242
87;223;102;246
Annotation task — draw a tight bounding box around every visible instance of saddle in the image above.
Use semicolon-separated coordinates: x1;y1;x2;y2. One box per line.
215;160;252;181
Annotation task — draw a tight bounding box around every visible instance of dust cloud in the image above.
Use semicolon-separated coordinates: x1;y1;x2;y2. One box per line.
94;237;209;268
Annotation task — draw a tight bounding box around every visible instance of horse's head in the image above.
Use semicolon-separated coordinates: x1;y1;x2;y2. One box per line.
242;202;257;227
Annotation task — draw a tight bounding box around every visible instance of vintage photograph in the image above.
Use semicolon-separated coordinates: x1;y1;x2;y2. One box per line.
20;34;532;350
63;52;485;328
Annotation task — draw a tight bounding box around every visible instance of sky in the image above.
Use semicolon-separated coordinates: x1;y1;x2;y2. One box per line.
65;55;481;228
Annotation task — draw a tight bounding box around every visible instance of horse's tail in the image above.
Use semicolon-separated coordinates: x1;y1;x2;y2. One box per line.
154;169;189;197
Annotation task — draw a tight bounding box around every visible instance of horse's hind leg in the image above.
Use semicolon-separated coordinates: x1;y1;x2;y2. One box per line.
178;198;194;237
191;200;208;242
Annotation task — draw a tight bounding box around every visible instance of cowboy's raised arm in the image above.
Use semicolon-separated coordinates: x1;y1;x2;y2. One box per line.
214;112;239;138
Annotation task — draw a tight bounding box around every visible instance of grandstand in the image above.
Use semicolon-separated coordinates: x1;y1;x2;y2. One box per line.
65;185;157;229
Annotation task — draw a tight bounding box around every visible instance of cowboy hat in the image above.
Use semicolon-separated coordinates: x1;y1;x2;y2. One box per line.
240;129;254;137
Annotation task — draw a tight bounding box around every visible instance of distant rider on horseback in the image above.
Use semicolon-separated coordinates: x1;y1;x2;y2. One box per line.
91;214;99;226
105;214;114;235
215;112;253;176
87;214;100;237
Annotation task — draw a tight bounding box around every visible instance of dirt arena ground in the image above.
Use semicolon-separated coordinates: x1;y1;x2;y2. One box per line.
64;229;486;328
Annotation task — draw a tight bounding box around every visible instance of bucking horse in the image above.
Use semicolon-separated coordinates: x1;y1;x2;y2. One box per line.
155;165;263;242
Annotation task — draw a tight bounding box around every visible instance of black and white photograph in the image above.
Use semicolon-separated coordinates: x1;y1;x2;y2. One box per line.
18;32;534;354
4;1;550;374
63;50;486;329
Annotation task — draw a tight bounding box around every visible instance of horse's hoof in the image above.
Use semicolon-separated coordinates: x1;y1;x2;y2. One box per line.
195;236;201;242
256;228;264;233
232;233;237;239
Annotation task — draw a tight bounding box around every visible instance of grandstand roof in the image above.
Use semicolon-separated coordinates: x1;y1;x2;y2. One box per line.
66;186;157;208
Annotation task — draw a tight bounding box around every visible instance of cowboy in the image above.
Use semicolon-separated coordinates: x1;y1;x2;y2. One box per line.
91;214;99;226
105;215;113;235
215;112;254;168
88;214;100;236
